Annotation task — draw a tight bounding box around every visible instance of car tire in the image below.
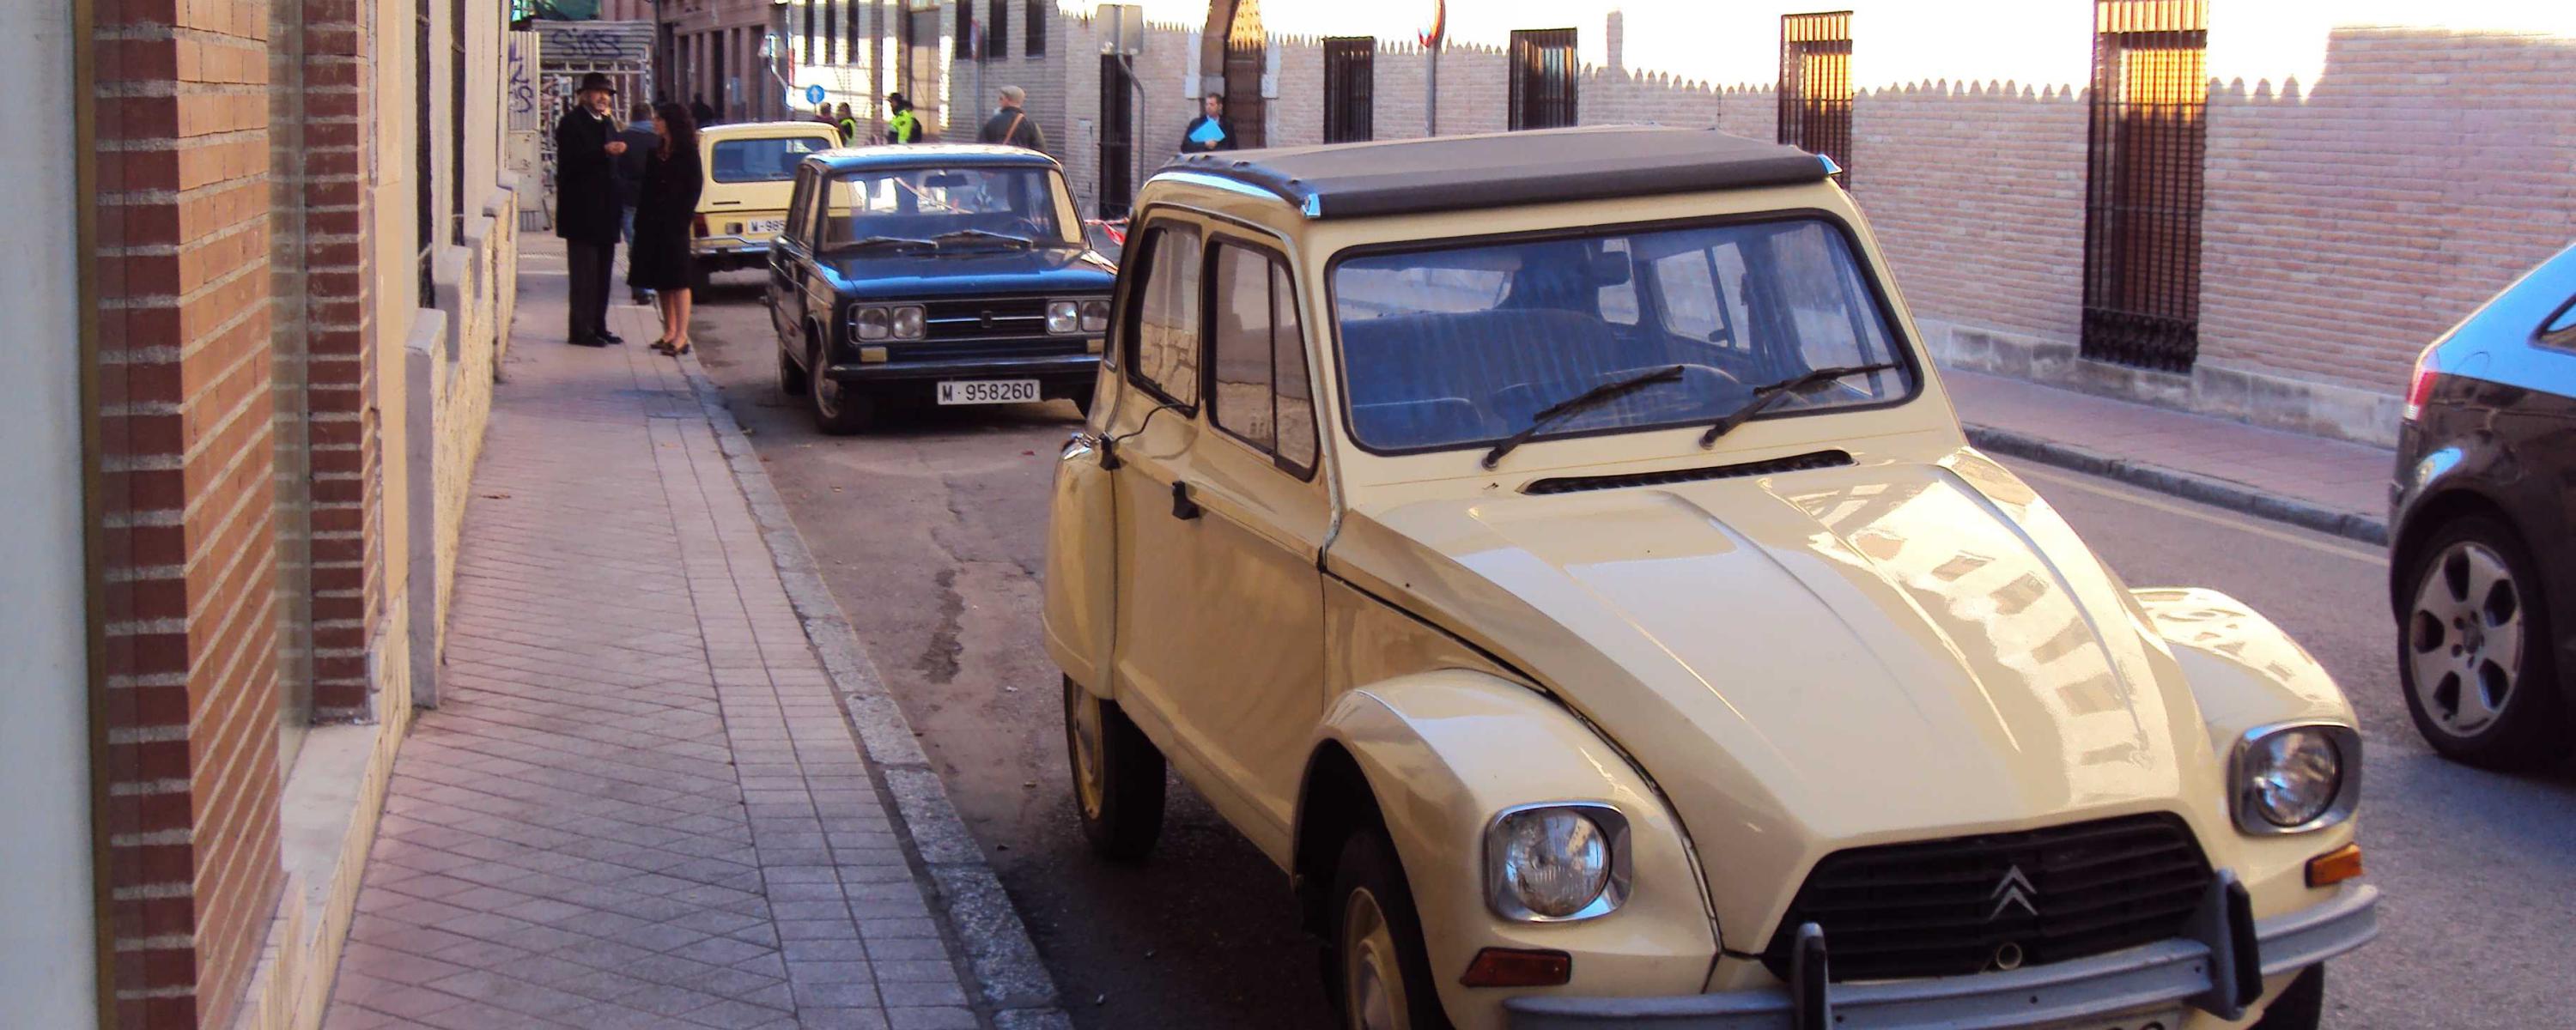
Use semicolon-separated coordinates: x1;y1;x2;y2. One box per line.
2397;515;2567;769
809;340;878;435
1062;676;1164;861
777;342;809;399
1326;830;1454;1030
1071;391;1093;420
2250;966;2324;1030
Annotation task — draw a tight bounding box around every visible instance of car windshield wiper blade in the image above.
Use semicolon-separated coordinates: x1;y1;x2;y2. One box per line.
1698;362;1900;448
1482;365;1687;470
932;228;1036;248
829;235;940;252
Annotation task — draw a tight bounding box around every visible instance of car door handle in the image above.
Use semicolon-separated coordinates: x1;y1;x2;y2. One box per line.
1170;481;1201;521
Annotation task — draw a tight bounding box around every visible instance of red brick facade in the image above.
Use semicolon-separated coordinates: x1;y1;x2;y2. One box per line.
302;0;385;722
90;0;286;1021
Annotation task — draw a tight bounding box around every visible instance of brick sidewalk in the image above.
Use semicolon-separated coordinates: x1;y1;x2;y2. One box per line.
323;257;981;1030
1944;369;2397;541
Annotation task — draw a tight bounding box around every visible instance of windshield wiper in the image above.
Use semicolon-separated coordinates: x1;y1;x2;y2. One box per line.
1698;362;1900;447
829;235;939;252
1482;365;1686;470
932;228;1035;248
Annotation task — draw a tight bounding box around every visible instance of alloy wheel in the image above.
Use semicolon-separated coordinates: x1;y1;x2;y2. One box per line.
1343;887;1412;1030
2409;540;2524;736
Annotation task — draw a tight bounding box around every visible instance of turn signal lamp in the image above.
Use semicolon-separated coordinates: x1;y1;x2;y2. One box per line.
692;214;709;239
2306;843;2364;888
1460;948;1571;988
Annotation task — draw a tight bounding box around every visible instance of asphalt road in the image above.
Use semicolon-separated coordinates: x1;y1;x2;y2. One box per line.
683;276;2574;1030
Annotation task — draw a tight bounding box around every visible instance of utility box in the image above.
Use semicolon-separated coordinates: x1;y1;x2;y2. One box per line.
1097;3;1145;57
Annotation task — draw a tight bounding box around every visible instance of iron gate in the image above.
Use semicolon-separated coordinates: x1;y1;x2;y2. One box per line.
2080;0;2208;372
1098;53;1135;217
1777;11;1853;185
1509;28;1577;130
1324;37;1374;143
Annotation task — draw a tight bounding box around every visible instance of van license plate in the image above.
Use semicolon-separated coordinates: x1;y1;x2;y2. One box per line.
937;379;1041;405
748;218;786;235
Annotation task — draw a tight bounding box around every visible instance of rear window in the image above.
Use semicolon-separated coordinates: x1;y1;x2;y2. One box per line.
711;136;831;184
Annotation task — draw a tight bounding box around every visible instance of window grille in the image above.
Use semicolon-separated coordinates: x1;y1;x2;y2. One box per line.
1777;11;1852;185
1509;29;1577;130
984;0;1007;59
1025;0;1045;56
2081;0;2208;372
1323;37;1374;143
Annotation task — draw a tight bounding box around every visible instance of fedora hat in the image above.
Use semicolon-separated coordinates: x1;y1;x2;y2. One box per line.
577;71;617;95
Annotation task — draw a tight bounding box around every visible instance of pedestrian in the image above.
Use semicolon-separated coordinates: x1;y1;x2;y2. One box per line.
977;85;1047;151
813;100;837;130
884;93;922;144
1180;93;1234;154
555;71;629;347
835;103;860;145
630;102;705;356
690;92;719;127
616;103;658;305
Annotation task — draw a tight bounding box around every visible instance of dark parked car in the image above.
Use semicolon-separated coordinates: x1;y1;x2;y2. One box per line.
2390;240;2576;768
768;146;1116;433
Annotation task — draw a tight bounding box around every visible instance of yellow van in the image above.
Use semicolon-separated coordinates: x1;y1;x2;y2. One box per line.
693;120;843;285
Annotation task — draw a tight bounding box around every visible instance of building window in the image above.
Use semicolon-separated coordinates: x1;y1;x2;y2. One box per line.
1777;11;1851;184
822;0;837;64
984;0;1007;59
1025;0;1045;56
2081;0;2208;372
954;1;969;59
1322;36;1372;143
1508;28;1577;130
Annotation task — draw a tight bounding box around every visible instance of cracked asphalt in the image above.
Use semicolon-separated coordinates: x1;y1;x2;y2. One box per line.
684;276;2574;1030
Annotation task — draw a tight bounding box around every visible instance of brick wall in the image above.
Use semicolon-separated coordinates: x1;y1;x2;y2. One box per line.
302;0;382;724
90;0;287;1021
2199;27;2576;392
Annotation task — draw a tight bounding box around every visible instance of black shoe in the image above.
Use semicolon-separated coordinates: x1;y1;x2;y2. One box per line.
597;330;625;345
570;334;611;348
630;291;652;306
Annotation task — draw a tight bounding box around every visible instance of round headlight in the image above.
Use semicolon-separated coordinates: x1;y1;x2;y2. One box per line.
1046;300;1082;335
1078;299;1111;333
1495;809;1610;918
2247;728;2343;827
891;306;927;340
853;306;890;341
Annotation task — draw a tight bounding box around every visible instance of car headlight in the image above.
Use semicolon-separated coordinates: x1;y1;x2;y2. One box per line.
1046;300;1082;335
853;306;890;341
1078;299;1110;333
2231;723;2361;833
1484;803;1630;921
890;305;926;340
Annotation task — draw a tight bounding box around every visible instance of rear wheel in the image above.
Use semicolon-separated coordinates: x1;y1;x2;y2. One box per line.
1062;677;1164;860
1327;831;1452;1030
2250;966;2324;1030
2398;515;2565;768
809;339;878;435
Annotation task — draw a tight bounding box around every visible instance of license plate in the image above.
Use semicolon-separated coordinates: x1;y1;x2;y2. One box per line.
937;379;1042;405
747;218;786;235
2054;1010;2184;1030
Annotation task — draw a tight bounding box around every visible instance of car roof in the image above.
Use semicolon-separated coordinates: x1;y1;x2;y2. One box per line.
806;144;1065;172
1154;126;1835;221
700;120;841;142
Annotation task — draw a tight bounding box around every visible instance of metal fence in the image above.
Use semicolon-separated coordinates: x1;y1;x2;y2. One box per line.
2080;0;2208;372
1777;11;1853;185
1509;28;1578;130
1323;37;1374;143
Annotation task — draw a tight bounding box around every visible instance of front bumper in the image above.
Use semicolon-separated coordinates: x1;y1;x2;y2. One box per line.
1507;880;2378;1029
691;239;771;269
824;352;1099;385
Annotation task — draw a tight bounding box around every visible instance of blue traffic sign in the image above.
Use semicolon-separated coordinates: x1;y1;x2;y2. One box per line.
805;84;828;105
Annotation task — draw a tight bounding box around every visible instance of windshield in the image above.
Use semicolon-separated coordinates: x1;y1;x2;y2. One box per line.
816;166;1081;249
711;136;832;183
1331;217;1913;453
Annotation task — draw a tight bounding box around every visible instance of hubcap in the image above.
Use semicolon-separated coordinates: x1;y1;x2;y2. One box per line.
1343;888;1410;1030
1067;685;1105;820
2409;540;2524;736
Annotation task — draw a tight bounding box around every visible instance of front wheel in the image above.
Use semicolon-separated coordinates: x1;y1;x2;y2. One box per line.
809;341;878;435
2398;515;2565;768
1063;677;1163;860
1327;831;1452;1030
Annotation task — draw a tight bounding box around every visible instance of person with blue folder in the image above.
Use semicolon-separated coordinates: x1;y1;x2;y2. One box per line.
1181;94;1235;154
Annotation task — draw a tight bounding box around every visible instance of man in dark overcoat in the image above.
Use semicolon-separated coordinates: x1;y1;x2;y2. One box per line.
555;72;629;345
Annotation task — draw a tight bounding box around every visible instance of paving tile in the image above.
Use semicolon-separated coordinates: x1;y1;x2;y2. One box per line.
325;260;981;1027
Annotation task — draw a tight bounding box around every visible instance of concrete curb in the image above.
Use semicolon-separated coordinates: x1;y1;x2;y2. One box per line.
675;354;1073;1030
1963;424;2390;547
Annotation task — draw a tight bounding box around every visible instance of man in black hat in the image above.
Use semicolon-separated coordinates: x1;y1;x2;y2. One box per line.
555;71;629;346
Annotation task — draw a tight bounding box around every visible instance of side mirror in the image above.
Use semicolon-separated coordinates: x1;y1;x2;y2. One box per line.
922;172;971;188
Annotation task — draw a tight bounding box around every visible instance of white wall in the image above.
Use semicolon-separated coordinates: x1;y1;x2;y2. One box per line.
0;0;99;1025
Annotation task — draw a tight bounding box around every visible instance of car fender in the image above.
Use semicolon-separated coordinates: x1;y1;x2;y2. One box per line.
1042;432;1115;694
1309;670;1717;1027
2131;586;2363;915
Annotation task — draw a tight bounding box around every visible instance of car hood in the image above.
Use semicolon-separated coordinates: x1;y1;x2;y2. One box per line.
1327;451;2219;948
821;246;1115;298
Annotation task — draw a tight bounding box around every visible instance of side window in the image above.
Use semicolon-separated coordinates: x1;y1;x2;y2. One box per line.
2543;295;2576;349
785;170;812;246
1127;223;1202;406
1596;239;1638;326
1207;241;1318;476
1654;251;1722;340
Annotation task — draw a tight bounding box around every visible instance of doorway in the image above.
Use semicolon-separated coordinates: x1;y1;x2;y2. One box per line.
1099;53;1135;217
1221;0;1265;148
903;3;943;136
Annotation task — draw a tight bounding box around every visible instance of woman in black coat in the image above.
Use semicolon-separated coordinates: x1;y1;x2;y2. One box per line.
630;101;705;354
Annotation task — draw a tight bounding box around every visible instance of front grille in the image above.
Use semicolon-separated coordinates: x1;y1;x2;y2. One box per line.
924;298;1052;341
1762;814;2212;983
883;338;1089;363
